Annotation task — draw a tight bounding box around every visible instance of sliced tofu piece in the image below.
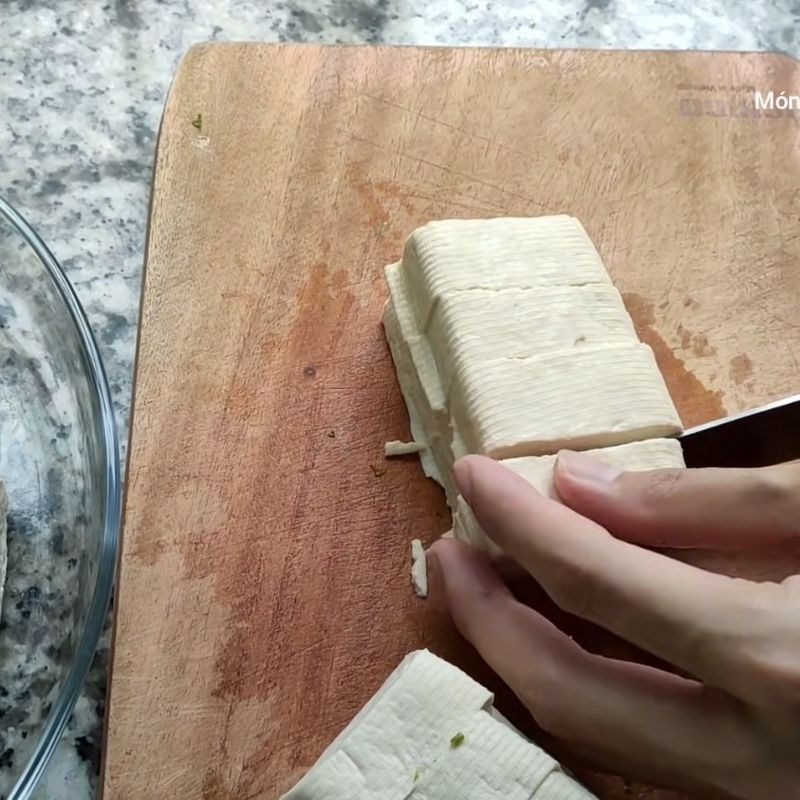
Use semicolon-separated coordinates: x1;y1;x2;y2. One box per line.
386;441;427;457
410;709;559;799
402;216;612;329
410;539;428;598
451;344;682;458
428;284;638;394
384;261;462;502
385;263;447;415
453;438;686;554
383;301;458;502
279;650;492;799
280;650;598;800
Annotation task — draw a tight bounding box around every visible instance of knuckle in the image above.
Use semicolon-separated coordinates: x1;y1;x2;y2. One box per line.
740;648;800;709
725;583;800;707
526;696;570;738
517;650;587;742
752;465;795;501
452;582;510;639
736;462;800;541
471;580;510;610
783;574;800;597
546;555;602;622
518;676;574;739
635;469;685;515
753;465;800;530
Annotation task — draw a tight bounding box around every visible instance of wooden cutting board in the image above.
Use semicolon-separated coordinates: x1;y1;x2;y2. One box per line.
102;44;800;800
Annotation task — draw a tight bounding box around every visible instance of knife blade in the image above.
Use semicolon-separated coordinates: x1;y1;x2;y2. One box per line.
679;393;800;468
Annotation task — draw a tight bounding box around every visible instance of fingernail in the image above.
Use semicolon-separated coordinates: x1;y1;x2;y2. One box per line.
558;450;621;486
453;457;475;504
426;539;450;598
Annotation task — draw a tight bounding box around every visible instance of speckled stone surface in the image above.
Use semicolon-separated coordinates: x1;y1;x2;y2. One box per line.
0;0;798;798
0;228;110;800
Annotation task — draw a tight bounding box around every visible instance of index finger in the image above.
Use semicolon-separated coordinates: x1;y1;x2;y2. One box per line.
454;454;777;701
553;451;800;550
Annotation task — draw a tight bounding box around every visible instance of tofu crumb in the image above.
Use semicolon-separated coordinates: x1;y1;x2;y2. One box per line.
385;440;426;457
410;539;428;598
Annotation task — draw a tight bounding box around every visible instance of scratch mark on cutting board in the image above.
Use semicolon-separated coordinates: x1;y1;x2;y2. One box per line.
623;293;726;427
207;264;357;696
360;93;530;159
347;134;548;210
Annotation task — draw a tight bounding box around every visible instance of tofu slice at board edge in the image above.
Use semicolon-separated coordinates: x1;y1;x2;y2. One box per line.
278;649;599;800
278;649;491;799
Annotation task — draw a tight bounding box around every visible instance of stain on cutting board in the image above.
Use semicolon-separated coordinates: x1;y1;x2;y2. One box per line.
623;293;726;428
729;353;754;386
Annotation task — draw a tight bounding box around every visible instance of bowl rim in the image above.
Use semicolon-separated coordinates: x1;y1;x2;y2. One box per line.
0;195;122;800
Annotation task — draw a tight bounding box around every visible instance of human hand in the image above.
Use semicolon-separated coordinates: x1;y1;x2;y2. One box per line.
428;453;800;799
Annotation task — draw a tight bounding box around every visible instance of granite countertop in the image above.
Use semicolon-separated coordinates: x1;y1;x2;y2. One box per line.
1;0;798;797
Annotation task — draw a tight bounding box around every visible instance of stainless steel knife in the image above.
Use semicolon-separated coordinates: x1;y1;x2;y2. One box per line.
679;393;800;468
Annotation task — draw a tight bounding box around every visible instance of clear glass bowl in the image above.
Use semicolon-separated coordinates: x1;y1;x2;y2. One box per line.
0;196;121;799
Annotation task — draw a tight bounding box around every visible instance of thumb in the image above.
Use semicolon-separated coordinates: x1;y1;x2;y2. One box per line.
553;450;800;551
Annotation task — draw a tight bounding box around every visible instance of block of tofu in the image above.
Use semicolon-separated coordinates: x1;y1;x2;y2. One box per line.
427;284;638;394
453;438;686;555
402;216;613;328
279;650;598;800
381;214;684;559
451;344;682;458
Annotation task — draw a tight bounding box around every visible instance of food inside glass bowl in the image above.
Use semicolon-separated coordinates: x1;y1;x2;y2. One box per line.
0;196;121;800
0;483;6;611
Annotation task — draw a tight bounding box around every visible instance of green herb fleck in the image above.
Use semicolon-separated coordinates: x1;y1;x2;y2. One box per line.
191;113;203;131
413;769;420;782
450;732;465;749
